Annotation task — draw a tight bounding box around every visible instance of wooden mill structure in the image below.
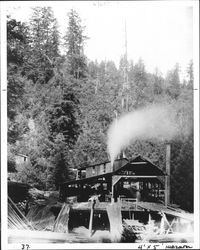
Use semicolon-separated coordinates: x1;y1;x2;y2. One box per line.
59;155;166;206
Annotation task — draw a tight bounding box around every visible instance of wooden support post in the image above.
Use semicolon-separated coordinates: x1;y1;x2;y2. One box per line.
88;198;96;237
111;183;114;201
111;176;122;202
146;213;155;234
148;213;152;223
165;176;168;206
160;216;165;235
165;143;171;206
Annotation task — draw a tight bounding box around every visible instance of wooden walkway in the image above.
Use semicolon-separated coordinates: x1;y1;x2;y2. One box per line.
71;201;193;221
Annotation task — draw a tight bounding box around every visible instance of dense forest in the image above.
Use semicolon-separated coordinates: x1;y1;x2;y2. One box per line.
7;7;193;212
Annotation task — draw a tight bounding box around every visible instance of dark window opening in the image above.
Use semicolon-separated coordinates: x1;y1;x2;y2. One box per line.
92;167;95;175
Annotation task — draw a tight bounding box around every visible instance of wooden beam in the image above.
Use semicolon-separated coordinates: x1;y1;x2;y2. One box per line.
112;176;122;186
114;175;161;178
53;203;70;233
131;162;147;164
111;176;122;199
111;184;114;200
8;196;34;230
165;143;171;206
88;198;96;237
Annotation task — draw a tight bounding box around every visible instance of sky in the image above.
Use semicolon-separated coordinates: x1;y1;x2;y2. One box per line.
5;1;194;80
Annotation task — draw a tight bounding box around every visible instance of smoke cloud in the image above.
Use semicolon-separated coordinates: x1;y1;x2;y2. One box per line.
107;104;180;165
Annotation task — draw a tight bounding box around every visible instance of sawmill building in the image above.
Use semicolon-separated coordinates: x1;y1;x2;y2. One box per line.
59;155;166;204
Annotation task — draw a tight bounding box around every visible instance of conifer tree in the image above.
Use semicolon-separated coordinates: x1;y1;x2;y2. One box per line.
187;60;193;89
25;7;60;84
64;9;87;79
165;64;181;99
7;17;29;172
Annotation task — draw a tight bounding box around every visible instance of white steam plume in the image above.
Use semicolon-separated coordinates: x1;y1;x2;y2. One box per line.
107;104;180;165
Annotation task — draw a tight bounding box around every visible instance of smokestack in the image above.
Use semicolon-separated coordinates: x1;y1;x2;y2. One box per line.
165;143;171;206
118;151;125;159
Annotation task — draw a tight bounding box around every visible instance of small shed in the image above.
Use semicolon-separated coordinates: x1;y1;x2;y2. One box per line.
15;154;29;165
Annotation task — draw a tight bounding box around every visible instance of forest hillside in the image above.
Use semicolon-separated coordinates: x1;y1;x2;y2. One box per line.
7;8;193;212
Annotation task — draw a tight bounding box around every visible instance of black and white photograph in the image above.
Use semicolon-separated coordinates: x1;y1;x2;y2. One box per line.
1;0;199;249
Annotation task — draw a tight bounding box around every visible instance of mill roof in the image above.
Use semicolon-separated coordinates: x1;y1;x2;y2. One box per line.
62;155;165;186
115;155;165;176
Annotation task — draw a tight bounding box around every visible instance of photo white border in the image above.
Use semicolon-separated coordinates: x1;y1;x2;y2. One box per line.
1;1;8;249
193;0;200;248
1;1;199;249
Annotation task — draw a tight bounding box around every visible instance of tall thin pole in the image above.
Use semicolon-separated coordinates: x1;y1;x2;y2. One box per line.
124;20;128;89
88;199;95;237
165;143;171;206
122;20;129;112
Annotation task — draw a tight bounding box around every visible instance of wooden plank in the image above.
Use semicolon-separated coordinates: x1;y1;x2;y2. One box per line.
53;203;70;233
124;219;144;227
106;201;123;242
71;201;193;221
8;196;34;230
114;175;160;178
137;202;193;221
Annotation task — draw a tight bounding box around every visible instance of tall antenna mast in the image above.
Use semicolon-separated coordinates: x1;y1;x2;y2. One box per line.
122;19;129;112
118;19;129;159
124;19;128;88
